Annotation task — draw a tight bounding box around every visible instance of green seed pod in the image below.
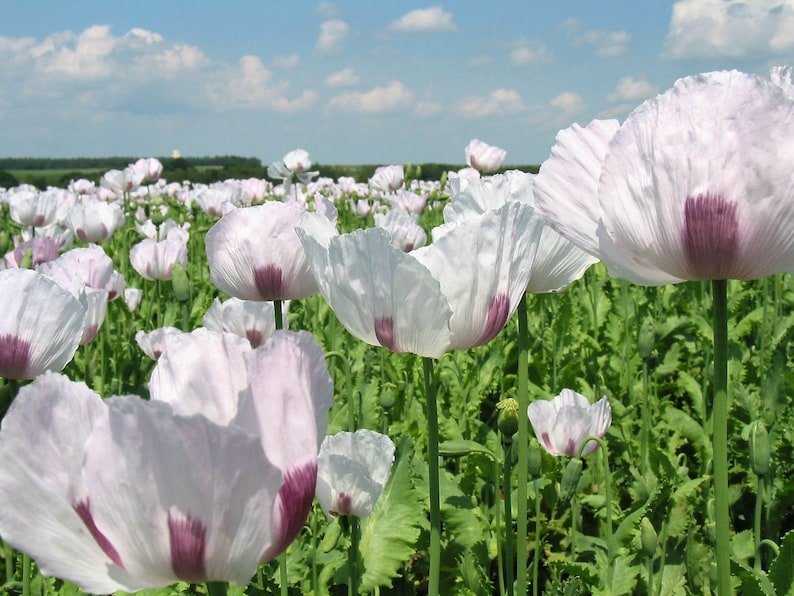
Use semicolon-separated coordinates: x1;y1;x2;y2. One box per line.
749;420;771;476
497;403;519;439
640;516;658;557
170;262;190;302
0;230;9;255
560;458;583;502
638;316;656;359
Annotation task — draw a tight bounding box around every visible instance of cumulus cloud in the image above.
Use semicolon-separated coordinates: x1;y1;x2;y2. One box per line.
458;89;526;117
326;67;359;87
316;19;349;53
550;92;585;115
414;101;443;117
608;76;659;102
3;24;207;83
390;6;456;32
510;42;549;65
272;54;300;69
327;80;414;113
664;0;794;58
577;29;630;57
207;55;318;112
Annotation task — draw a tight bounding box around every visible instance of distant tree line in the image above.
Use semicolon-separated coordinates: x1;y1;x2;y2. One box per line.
0;156;539;189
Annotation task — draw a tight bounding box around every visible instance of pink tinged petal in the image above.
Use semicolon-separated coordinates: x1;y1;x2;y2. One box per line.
168;512;207;583
73;498;124;568
374;316;399;352
253;264;284;300
261;460;317;562
683;193;738;280
475;294;510;346
0;335;31;379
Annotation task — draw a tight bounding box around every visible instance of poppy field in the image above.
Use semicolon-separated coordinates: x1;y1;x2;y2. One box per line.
1;68;794;596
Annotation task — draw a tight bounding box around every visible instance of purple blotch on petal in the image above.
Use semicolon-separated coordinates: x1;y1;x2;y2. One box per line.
476;294;510;346
331;493;353;517
374;317;400;352
253;265;284;301
168;511;207;583
260;461;317;563
73;499;124;568
683;193;739;280
0;335;31;380
246;329;264;348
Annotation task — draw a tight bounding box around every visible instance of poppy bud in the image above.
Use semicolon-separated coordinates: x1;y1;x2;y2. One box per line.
527;440;543;479
379;384;396;410
170;263;190;302
560;458;583;502
638;316;655;359
0;231;9;255
640;517;658;557
749;420;770;476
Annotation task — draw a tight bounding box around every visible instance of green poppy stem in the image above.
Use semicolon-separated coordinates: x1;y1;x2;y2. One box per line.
205;581;228;596
711;279;731;595
274;297;288;596
754;475;765;571
515;293;530;594
348;516;360;596
422;356;441;596
532;478;542;596
274;299;284;331
502;438;514;596
21;553;30;596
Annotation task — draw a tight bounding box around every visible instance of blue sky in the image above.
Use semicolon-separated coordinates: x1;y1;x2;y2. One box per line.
1;1;793;165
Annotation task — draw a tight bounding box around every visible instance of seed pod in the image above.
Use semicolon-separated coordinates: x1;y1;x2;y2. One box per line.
560;458;583;502
0;230;9;255
379;385;396;410
498;406;519;439
749;420;770;476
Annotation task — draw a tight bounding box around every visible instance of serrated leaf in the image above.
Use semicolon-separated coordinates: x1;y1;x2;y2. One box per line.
769;529;794;595
359;437;423;591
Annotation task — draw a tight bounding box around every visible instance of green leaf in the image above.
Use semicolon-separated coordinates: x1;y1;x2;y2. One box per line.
769;530;794;595
359;436;424;591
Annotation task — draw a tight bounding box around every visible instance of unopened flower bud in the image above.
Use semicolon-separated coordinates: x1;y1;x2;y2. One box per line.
170;262;190;302
497;398;519;439
0;231;9;255
638;316;656;359
560;458;583;502
749;420;770;476
527;440;543;479
379;383;396;410
640;517;658;557
19;247;33;270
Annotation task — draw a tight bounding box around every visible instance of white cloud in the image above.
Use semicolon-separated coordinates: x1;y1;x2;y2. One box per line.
272;54;300;69
510;42;548;65
390;6;456;32
458;88;526;117
608;76;659;102
315;1;338;18
316;19;349;54
326;67;359;87
207;55;318;112
327;80;414;113
578;29;630;57
550;92;585;115
414;101;443;117
664;0;794;58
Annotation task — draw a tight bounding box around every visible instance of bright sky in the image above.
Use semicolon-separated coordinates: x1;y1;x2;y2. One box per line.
1;1;793;166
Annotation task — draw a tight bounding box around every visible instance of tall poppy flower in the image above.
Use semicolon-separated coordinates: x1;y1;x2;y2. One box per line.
534;69;794;284
528;389;612;457
0;269;86;380
0;372;282;593
206;201;321;301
